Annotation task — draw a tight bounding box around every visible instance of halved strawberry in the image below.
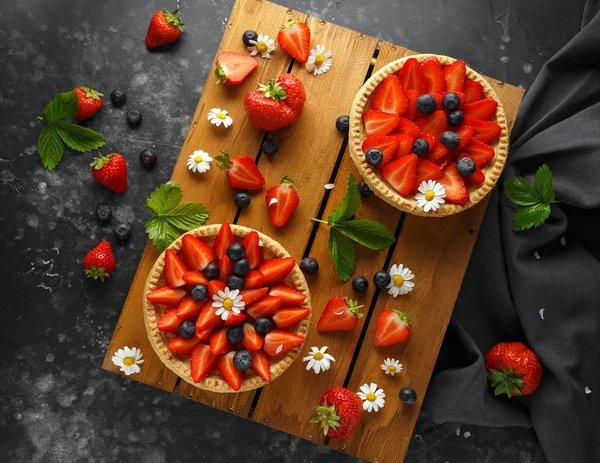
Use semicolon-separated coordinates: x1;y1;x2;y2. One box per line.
250;349;271;382
393;117;420;138
416;110;447;140
415;93;443;119
462;139;495;166
146;285;186;306
215;51;258;85
163;249;188;288
176;294;204;320
218;254;233;283
363;110;400;137
454;124;475;151
169;334;201;355
395;134;414;159
182;270;209;286
242;322;264;350
317;296;363;332
224;311;247;327
414;158;443;191
196;326;213;341
240;287;269;305
426;143;448;162
242;231;262;269
258;257;295;286
264;330;304;356
273;308;310;330
382;154;418;196
268;284;305;307
435;153;454;170
370;74;407;115
465;165;486;187
437;163;469;205
420;57;446;93
191;343;218;383
373;309;412;347
215;151;266;191
455;91;467;110
463;80;484;104
213;223;235;260
362;136;400;169
217;351;244;391
243;270;265;289
157;308;181;334
418;132;437;150
266;176;300;227
246;295;282;319
207;280;227;299
443;60;466;93
277;19;310;63
195;301;222;332
463;99;497;121
397;58;427;94
403;90;419;120
210;326;233;355
463;116;501;143
181;234;215;271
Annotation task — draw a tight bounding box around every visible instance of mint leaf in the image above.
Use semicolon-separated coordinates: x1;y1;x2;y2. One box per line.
41;91;78;123
55;122;105;152
38;126;64;171
534;164;554;203
146;181;183;215
336;219;395;250
504;177;542;206
328;173;360;225
162;202;210;230
146;216;182;252
512;203;551;231
328;228;356;282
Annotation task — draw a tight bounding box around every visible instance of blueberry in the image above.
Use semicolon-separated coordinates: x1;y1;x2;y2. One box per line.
110;88;126;106
357;180;373;198
242;30;258;47
139;149;157;170
447;110;464;126
226;326;244;345
254;317;272;334
227;243;246;261
456;156;476;176
191;284;207;301
352;276;369;293
335;115;350;133
442;92;461;111
300;257;319;275
441;131;460;149
227;274;245;290
365;148;383;167
373;271;391;289
126;109;143;128
262;139;278;155
114;223;131;242
416;94;437;114
95;204;112;223
399;387;417;404
412;138;429;156
178;321;196;339
233;350;253;371
233;258;250;277
203;262;220;280
234;192;251;208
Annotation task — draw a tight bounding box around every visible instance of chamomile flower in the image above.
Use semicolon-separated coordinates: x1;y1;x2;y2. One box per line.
415;180;446;212
186;150;212;173
386;264;415;297
381;358;403;376
207;108;233;128
212;287;245;321
306;44;333;76
303;346;335;374
247;34;275;59
111;346;144;376
357;383;385;412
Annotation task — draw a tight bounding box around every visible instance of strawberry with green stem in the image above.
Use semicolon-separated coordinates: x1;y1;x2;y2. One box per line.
83;241;116;282
310;387;363;439
265;176;299;227
145;9;185;48
215;150;265;191
317;296;364;332
485;342;542;397
74;86;103;121
91;152;128;193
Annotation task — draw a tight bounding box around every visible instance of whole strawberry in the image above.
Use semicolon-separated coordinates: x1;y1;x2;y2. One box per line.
145;9;184;48
485;342;542;397
310;387;363;440
84;241;116;282
244;74;306;131
74;86;103;121
91;152;128;193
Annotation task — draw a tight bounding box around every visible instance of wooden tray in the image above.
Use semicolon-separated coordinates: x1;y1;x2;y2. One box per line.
101;1;524;461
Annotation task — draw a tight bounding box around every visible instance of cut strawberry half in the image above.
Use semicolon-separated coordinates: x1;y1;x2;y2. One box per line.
426;143;448;162
157;308;181;334
370;74;407;115
413;158;443;192
207;280;227;299
169;334;201;355
397;57;427;94
416;110;447;140
418;132;436;150
213;223;235;260
395;134;414;159
266;176;300;227
273;307;310;330
258;257;295;286
415;93;443;119
210;326;233;355
435;153;454;170
373;309;412;347
242;231;262;269
463;116;501;143
215;51;258;85
195;301;222;332
246;295;283;319
239;287;269;305
164;249;188;288
403;90;419;120
454;124;475;151
268;284;305;307
437;163;469;205
462;139;495;166
181;234;215;271
420;57;447;93
218;254;233;283
264;330;304;356
443;60;466;93
224;311;247;327
196;325;213;341
393;117;421;138
317;296;363;332
362;135;400;170
182;270;209;286
250;349;271;382
363;110;400;137
243;270;265;289
146;286;186;306
175;294;204;320
465;166;486;187
217;351;244;391
463;80;484;104
241;322;264;350
381;154;418;196
463;99;497;121
191;343;218;383
215;151;265;191
277;19;310;63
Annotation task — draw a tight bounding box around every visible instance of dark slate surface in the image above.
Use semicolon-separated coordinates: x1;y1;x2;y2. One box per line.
0;0;585;461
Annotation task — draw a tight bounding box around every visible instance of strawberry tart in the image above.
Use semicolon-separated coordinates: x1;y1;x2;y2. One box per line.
349;54;509;216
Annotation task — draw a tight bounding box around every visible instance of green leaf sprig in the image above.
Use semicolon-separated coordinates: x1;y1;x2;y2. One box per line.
37;90;105;170
145;181;210;252
312;174;395;281
504;164;557;231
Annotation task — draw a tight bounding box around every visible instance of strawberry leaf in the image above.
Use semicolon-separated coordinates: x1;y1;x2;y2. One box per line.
512;203;551;231
335;219;395;250
146;216;182;252
55;122;105;152
328;173;360;225
146;181;183;215
41;91;78;123
504;177;542;206
534;164;555;203
37;126;64;171
328;228;356;282
161;202;210;230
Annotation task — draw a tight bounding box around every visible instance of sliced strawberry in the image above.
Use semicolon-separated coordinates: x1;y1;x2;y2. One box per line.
217;351;244;391
268;284;305;307
373;309;412;347
250;349;271;382
443;60;466;93
370;74;407;115
210;327;233;355
176;294;204;320
266;176;300;227
414;158;443;191
215;51;258;85
437;163;469;205
454;124;475;151
182;270;209;286
463;99;497;121
216;151;265;191
246;295;282;319
181;234;215;271
258;257;295;286
242;231;262;269
465;165;486;187
426;143;448;162
196;325;213;341
317;296;363;332
395;134;414;159
463;116;502;143
403;90;419;120
163;249;188;288
242;322;264;350
169;335;201;355
393;117;420;138
362;135;400;169
157;308;181;334
213;223;235;260
420;57;446;93
195;301;222;332
243;270;265;289
146;285;186;306
207;280;227;299
363;110;400;137
416;110;447;140
264;330;304;356
240;287;269;305
429;92;444;110
397;58;427;94
455;91;467;110
462;139;495;166
273;308;310;330
463;80;484;104
218;254;233;283
435;153;454;170
224;311;247;327
418;132;436;150
191;343;218;383
277;19;310;63
382;154;418;196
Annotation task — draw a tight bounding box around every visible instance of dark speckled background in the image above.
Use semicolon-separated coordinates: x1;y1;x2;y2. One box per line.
0;0;585;461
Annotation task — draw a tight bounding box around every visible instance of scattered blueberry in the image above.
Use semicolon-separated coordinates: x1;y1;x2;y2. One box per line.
110;88;126;106
139;149;157;170
416;94;437;114
203;262;220;281
226;326;244;345
442;92;461;111
242;30;258;47
335;115;350;133
126;109;143;128
412;138;430;156
399;387;417;404
178;321;196;339
114;223;131;242
357;180;373;198
300;257;319;275
440;131;460;149
227;243;246;261
456;156;476;176
233;350;253;371
191;284;208;301
254;317;272;334
447;110;464;126
233;258;250;277
227;274;245;290
352;276;369;293
373;270;391;289
95;204;112;223
365;148;383;166
262;139;278;155
234;192;251;209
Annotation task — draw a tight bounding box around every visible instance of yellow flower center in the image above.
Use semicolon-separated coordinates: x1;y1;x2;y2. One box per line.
365;392;377;402
387;365;396;372
313;352;324;360
425;190;435;201
216;112;227;120
123;356;135;367
194;154;203;163
315;54;325;66
393;274;404;287
256;42;268;53
223;298;234;310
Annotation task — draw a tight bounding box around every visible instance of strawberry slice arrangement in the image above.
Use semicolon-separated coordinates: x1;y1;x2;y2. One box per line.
362;56;503;206
146;224;309;391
